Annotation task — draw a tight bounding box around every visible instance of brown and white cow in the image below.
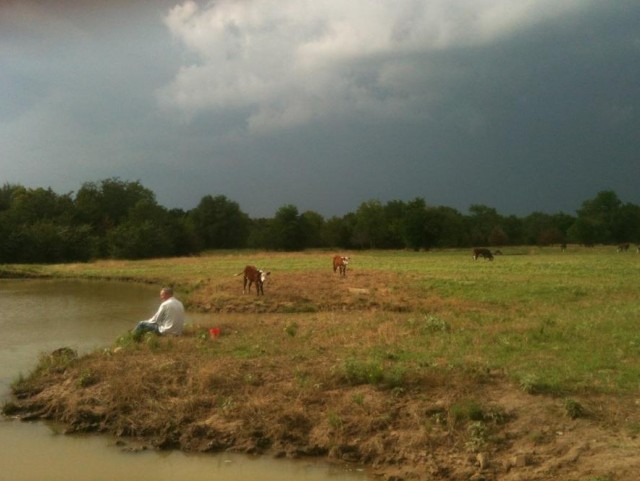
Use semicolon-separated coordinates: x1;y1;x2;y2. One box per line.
332;255;350;277
235;265;270;295
472;248;494;261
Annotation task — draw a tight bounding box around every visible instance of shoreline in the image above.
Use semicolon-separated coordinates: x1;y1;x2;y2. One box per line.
6;315;640;481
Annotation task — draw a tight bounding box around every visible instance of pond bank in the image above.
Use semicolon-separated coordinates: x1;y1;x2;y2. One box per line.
6;315;640;481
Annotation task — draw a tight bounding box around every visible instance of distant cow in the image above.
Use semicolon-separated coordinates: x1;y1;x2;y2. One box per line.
235;265;270;295
473;248;494;261
617;243;630;252
333;255;350;277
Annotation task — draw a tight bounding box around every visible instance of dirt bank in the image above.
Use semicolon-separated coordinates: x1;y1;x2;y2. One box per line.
5;317;640;481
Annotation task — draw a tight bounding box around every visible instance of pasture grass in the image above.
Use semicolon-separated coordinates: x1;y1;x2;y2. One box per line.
3;245;640;396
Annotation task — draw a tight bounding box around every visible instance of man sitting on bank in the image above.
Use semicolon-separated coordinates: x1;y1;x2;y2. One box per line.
132;287;184;339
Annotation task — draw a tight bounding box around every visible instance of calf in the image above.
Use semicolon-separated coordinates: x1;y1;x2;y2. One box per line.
333;255;350;277
235;265;270;295
473;248;494;261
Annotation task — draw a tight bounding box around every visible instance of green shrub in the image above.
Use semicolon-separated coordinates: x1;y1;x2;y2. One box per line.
343;358;384;386
77;369;98;388
450;399;485;423
564;398;586;419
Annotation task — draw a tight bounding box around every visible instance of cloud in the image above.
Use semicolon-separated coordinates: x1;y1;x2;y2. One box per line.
157;0;590;132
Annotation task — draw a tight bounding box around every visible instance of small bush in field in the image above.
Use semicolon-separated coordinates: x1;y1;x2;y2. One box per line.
340;357;406;388
450;399;485;424
564;398;586;419
343;358;384;386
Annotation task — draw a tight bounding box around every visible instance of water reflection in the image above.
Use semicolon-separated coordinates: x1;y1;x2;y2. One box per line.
0;279;368;481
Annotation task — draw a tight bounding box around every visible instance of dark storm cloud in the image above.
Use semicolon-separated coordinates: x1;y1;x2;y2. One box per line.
2;1;639;217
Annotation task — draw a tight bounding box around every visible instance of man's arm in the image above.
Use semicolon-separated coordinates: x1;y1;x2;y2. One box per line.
146;304;167;325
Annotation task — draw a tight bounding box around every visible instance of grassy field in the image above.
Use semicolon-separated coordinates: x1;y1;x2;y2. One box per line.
5;246;640;395
4;246;640;480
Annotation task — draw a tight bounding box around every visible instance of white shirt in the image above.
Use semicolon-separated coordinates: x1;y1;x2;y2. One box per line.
146;296;185;335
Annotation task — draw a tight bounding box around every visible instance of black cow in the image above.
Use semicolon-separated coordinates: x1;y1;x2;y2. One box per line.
617;243;630;252
473;248;494;261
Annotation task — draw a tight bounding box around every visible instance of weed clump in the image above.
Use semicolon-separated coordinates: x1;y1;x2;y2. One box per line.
340;357;407;388
449;399;485;424
564;398;586;419
408;314;451;334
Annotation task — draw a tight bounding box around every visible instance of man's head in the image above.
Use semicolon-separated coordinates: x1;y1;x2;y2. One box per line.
160;287;174;300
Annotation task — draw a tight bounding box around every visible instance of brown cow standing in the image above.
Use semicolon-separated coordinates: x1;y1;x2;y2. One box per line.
472;248;494;261
617;243;630;252
235;265;270;295
333;255;350;277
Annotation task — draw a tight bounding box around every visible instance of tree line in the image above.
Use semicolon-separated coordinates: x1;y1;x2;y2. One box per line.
1;178;639;263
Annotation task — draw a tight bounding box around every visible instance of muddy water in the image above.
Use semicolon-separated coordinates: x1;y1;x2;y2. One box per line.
0;279;368;481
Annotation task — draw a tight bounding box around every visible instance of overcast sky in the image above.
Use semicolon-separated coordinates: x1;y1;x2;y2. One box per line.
2;0;639;218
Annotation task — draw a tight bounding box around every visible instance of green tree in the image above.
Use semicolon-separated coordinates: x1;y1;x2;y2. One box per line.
382;200;407;248
611;203;640;243
0;183;23;211
107;200;200;259
74;178;156;233
108;220;173;259
466;204;502;246
567;217;603;246
523;212;555;245
321;214;355;249
401;198;429;250
488;226;509;246
189;195;250;249
352;200;388;249
429;206;469;247
570;190;623;245
300;210;326;248
0;186;95;263
7;187;74;224
268;205;306;251
247;218;272;249
167;208;202;256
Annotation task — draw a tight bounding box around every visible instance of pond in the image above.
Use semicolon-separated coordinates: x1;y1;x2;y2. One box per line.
0;279;368;481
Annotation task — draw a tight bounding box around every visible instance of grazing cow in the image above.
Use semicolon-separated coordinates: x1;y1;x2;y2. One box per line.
235;265;270;295
617;243;630;252
332;255;350;277
473;248;494;261
493;249;503;256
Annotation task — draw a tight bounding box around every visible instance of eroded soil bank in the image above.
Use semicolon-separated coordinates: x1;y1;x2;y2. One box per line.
5;314;640;481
